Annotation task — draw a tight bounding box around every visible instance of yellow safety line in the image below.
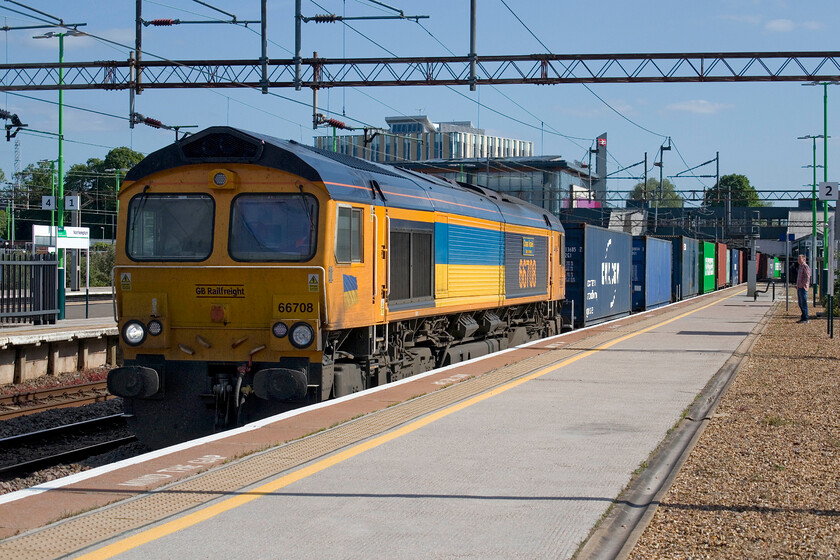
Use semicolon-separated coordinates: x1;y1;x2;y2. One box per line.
78;290;743;559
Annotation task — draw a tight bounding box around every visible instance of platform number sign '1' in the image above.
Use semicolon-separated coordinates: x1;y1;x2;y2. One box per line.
819;182;839;201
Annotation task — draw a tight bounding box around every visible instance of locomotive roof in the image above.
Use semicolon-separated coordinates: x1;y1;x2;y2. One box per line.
126;126;563;232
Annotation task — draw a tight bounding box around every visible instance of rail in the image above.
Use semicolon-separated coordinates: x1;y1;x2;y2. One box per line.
0;381;112;420
0;414;134;478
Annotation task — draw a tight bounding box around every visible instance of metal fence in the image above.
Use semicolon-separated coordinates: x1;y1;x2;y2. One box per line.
0;253;58;325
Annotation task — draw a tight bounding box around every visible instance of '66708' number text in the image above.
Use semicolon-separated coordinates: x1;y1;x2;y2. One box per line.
277;302;314;313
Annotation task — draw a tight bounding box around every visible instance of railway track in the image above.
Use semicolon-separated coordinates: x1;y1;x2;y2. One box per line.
0;381;113;420
0;414;136;479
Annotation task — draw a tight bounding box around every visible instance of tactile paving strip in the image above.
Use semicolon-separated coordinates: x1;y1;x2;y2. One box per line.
0;291;732;559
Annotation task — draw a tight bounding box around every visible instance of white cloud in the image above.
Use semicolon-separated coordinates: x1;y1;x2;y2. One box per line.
801;21;824;31
719;15;823;32
765;18;796;32
665;100;733;115
718;14;763;26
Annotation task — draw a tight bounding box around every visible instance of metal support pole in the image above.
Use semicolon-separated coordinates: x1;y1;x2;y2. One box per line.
469;0;477;91
57;33;66;320
312;52;319;130
643;152;647;202
785;238;789;313
135;0;142;94
260;0;268;93
811;137;818;306
294;0;302;90
129;51;136;128
720;152;728;239
824;83;830;300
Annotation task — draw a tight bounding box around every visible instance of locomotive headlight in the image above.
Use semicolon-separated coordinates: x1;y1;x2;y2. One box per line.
212;172;228;186
147;320;163;336
289;322;315;348
272;321;288;338
122;320;147;346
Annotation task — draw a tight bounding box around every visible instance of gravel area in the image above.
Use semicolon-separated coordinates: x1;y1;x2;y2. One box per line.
0;367;109;397
628;296;840;558
1;372;151;497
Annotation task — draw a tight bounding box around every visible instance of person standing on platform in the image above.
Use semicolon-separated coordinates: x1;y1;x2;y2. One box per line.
796;253;811;324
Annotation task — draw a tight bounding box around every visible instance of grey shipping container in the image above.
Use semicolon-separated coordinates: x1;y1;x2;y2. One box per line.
562;223;632;328
632;236;673;311
672;236;699;300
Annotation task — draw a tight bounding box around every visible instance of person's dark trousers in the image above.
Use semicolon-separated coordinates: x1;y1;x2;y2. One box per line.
797;287;809;321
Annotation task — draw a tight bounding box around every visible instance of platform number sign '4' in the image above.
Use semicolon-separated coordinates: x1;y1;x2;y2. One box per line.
819;182;839;201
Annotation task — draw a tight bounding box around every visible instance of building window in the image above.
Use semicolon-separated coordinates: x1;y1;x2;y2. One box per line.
336;206;363;263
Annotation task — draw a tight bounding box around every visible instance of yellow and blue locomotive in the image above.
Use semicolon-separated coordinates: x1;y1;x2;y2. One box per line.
107;127;565;447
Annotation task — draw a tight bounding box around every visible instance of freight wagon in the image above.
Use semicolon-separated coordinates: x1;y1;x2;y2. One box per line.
699;241;716;294
632;236;673;311
563;223;632;327
671;236;699;301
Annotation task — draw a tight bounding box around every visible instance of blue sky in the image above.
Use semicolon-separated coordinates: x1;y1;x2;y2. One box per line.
0;0;838;206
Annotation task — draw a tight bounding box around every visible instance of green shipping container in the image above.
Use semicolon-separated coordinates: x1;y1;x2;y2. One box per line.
699;241;716;294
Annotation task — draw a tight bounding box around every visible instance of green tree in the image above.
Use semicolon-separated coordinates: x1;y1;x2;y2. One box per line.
0;209;8;240
704;174;764;207
65;147;144;213
14;161;54;209
80;242;116;287
627;177;683;208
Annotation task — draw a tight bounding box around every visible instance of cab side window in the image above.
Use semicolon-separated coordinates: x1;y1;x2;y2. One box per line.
336;206;363;263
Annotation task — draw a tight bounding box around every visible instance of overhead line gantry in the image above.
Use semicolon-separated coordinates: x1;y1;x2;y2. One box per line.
0;51;838;92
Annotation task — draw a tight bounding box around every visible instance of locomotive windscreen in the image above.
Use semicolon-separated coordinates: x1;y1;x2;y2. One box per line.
127;194;214;261
229;194;318;262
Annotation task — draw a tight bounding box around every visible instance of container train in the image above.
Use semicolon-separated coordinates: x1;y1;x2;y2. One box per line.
106;126;752;448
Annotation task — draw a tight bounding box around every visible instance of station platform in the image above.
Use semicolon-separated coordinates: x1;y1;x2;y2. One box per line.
0;286;771;560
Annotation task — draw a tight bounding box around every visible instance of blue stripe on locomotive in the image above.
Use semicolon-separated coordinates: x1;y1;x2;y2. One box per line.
434;222;503;266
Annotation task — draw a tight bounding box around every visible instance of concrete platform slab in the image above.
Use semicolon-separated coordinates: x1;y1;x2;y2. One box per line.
0;288;771;560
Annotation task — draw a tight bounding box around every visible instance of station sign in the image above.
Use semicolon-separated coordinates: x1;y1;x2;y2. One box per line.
818;181;839;201
32;225;90;249
57;227;90;249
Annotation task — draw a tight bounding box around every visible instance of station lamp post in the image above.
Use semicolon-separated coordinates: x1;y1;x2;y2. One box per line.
33;28;84;320
652;138;671;231
804;81;839;298
798;134;825;303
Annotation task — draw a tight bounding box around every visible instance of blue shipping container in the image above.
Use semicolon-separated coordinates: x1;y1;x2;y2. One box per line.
672;236;699;300
632;236;673;311
563;223;632;327
730;248;740;286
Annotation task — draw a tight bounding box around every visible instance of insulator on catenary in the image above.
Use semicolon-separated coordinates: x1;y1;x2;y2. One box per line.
149;19;176;26
143;117;163;128
326;118;347;129
0;110;11;120
313;14;337;23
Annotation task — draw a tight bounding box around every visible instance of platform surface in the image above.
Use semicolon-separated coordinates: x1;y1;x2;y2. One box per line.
0;288;770;560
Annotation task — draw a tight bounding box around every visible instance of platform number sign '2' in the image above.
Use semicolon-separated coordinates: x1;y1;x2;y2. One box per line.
819;182;839;201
